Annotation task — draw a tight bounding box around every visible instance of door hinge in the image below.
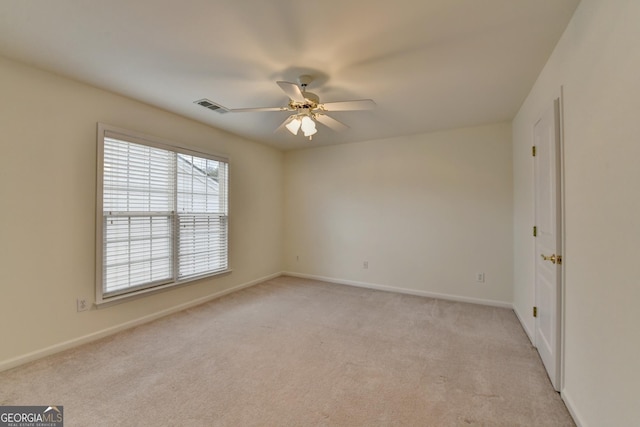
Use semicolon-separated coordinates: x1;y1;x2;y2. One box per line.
533;306;538;317
532;146;536;156
533;226;537;237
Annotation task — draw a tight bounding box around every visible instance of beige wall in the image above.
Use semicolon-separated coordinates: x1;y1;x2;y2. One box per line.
0;56;284;368
513;0;640;424
284;124;513;306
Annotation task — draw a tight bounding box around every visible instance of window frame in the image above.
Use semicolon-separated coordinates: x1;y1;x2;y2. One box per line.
96;123;230;306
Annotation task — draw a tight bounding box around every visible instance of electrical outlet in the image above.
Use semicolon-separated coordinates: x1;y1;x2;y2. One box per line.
77;297;89;312
363;261;369;269
476;273;485;283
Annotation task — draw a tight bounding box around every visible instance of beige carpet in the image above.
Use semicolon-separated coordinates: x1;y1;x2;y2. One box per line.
0;276;574;426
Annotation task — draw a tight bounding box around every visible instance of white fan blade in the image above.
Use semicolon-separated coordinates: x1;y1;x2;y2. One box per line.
315;113;349;132
277;81;306;103
319;99;376;111
231;106;289;112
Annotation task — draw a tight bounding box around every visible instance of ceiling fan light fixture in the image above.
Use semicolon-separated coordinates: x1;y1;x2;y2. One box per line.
285;116;302;135
303;127;318;138
300;115;317;137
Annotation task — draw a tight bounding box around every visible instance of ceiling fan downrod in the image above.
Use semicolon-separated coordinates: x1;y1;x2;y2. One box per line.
297;74;313;93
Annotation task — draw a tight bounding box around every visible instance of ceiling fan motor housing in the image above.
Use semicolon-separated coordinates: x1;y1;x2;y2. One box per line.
290;91;319;111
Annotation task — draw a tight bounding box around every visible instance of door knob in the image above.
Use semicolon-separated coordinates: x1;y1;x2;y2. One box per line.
540;254;562;265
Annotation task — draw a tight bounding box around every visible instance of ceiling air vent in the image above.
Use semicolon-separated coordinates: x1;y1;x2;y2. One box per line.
194;99;229;114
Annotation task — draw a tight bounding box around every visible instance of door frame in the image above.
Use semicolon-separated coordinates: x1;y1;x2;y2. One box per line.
558;86;567;392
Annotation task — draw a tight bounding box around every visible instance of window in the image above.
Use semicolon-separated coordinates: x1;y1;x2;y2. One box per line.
96;124;229;304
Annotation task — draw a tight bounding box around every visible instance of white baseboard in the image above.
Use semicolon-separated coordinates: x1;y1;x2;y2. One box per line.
0;272;281;373
513;305;535;345
282;271;513;309
561;389;585;427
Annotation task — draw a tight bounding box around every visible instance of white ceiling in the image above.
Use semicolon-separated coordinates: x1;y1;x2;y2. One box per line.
0;0;580;150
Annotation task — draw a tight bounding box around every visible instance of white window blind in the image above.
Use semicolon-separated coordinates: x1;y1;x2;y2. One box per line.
97;124;229;303
176;153;228;280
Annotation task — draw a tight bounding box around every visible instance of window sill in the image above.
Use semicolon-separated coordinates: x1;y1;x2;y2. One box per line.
95;269;232;309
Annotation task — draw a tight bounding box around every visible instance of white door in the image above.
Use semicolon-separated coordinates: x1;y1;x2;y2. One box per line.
534;98;563;391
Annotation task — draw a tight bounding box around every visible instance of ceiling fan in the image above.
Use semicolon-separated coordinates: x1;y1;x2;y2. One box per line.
229;75;376;140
